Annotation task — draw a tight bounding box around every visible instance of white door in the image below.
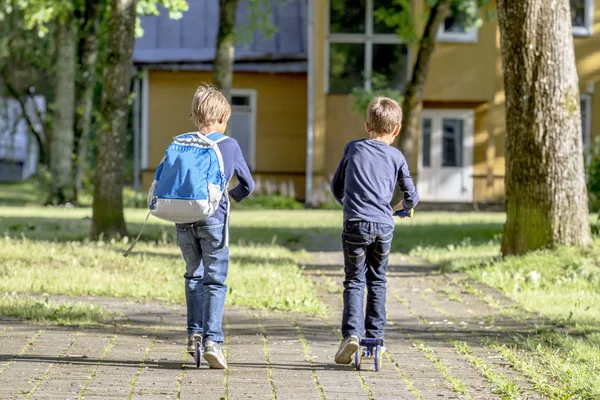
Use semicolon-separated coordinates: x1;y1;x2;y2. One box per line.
229;90;257;170
418;109;474;202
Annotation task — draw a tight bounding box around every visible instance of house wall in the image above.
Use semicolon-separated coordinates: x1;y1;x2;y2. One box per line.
315;0;600;204
142;70;308;196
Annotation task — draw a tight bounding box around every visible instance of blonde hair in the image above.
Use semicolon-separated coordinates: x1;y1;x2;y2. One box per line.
366;96;403;134
190;83;231;128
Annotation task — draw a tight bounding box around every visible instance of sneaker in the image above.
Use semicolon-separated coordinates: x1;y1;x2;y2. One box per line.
335;335;360;364
203;340;227;369
187;333;202;355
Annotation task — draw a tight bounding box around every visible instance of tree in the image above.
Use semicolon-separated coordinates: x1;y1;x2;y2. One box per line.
1;1;78;204
47;13;77;205
397;0;453;166
73;0;108;200
371;0;489;166
0;4;52;164
213;0;239;102
90;0;138;238
497;0;591;255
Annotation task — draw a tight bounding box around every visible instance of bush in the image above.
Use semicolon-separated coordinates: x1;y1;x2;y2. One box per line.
351;72;404;117
233;195;304;210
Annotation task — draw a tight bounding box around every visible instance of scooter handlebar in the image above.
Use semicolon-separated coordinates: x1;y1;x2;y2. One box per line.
393;209;414;218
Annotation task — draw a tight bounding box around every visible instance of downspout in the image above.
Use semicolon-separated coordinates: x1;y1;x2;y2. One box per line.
305;0;315;207
133;67;141;193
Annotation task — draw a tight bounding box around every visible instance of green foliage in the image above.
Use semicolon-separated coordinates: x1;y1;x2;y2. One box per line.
585;136;600;212
351;72;404;117
373;0;417;44
136;0;188;37
374;0;492;44
0;0;73;37
236;0;288;46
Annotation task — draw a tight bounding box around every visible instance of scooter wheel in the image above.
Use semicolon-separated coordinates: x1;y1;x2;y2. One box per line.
374;345;381;371
195;341;201;368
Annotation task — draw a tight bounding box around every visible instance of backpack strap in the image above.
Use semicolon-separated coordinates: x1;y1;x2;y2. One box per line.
206;132;229;143
123;211;151;257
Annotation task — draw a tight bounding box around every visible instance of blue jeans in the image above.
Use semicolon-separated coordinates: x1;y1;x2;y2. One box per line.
176;217;229;344
341;220;394;340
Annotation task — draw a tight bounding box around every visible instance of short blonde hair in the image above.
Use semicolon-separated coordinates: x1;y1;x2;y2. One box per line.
366;96;402;134
190;83;231;128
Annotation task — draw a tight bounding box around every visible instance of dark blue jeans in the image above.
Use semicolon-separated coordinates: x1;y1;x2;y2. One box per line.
176;217;229;344
341;220;394;340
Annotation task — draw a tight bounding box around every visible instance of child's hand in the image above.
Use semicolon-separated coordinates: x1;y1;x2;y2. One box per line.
392;200;404;213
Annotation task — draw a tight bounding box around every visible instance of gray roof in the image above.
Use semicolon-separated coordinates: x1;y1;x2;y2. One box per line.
134;0;307;72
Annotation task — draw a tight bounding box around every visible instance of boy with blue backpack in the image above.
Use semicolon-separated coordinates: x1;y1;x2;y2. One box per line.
144;83;254;369
330;96;418;365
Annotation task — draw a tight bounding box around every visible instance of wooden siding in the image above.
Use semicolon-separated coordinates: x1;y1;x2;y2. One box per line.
143;70;308;194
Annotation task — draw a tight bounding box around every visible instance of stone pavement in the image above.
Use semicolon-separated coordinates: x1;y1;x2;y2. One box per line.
0;252;546;400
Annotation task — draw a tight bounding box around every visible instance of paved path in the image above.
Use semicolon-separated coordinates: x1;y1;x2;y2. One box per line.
0;252;547;399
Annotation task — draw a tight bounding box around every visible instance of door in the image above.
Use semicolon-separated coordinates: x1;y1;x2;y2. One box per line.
229;90;257;170
418;109;474;202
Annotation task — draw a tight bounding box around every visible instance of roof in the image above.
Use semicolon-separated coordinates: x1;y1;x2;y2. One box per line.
134;0;307;72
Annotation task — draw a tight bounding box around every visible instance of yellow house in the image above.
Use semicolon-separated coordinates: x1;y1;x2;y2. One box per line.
133;0;600;205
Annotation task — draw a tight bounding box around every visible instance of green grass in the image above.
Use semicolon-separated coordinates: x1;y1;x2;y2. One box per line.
412;233;600;400
0;236;325;314
0;204;505;251
413;340;470;397
454;341;523;399
0;293;112;325
491;336;600;400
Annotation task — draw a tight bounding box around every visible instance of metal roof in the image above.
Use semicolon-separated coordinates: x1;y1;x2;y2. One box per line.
134;0;307;72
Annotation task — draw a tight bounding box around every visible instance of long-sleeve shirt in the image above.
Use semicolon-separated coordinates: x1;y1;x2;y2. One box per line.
330;139;419;226
212;136;255;221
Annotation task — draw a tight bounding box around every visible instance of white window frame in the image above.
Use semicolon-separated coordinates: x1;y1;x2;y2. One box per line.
572;0;594;37
325;0;410;93
436;22;479;43
581;93;592;148
230;88;257;171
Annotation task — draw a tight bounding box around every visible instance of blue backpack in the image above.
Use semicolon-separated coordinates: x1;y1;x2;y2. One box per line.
124;131;228;257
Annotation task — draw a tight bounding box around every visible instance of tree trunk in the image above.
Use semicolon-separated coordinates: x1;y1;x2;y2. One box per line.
497;0;591;255
73;0;104;202
46;16;77;205
398;0;453;167
90;0;136;239
213;0;239;102
2;80;48;164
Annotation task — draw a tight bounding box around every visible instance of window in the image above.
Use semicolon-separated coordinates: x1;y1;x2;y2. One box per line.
571;0;594;36
229;90;256;170
437;5;478;43
581;94;592;148
421;118;432;167
442;118;464;167
327;0;409;93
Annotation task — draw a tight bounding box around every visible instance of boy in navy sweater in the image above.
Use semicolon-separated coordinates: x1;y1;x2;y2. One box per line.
330;96;419;364
177;83;254;369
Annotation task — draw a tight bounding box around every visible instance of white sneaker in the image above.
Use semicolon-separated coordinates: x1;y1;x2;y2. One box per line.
334;335;360;364
187;333;202;355
203;340;227;369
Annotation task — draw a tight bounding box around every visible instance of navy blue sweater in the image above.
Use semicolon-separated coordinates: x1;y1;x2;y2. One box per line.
213;136;255;221
330;139;419;226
